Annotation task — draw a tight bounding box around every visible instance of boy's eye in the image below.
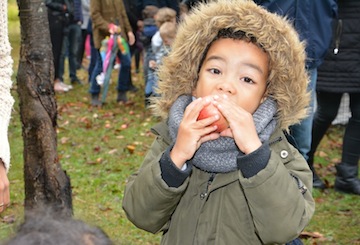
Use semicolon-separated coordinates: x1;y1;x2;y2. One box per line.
208;68;221;74
241;77;254;84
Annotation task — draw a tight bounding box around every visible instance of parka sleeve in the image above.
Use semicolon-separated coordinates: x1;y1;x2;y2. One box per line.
122;128;189;234
238;131;315;244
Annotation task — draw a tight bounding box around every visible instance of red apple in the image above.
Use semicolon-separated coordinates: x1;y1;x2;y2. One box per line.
197;103;229;133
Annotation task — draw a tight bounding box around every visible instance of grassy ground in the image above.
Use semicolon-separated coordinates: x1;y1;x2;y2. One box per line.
2;2;360;244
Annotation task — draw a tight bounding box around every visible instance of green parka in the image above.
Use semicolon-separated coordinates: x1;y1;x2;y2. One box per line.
124;122;314;244
123;0;315;244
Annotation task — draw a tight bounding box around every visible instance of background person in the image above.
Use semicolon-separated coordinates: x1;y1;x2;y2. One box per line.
308;0;360;195
0;0;14;213
89;0;135;106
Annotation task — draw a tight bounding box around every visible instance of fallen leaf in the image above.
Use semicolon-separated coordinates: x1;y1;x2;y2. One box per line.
318;151;328;157
126;145;136;154
102;135;110;142
98;205;113;212
108;149;117;154
300;231;326;240
2;215;16;224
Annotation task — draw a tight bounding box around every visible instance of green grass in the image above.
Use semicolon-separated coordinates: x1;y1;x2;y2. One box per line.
3;2;360;244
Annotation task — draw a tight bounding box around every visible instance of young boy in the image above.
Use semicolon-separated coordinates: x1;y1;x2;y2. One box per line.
123;0;315;244
145;7;177;104
148;21;177;96
139;5;159;104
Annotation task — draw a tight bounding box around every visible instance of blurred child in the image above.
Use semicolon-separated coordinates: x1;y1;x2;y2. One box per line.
123;0;314;244
144;7;177;105
3;206;113;245
138;5;159;104
148;21;177;98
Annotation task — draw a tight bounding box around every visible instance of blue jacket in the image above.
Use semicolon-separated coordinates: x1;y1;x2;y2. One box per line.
255;0;338;70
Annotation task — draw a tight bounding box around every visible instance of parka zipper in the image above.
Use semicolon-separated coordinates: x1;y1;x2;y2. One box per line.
333;19;342;55
269;136;282;146
200;173;216;200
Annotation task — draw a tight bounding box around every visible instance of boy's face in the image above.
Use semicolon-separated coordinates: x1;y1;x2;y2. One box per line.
193;38;269;114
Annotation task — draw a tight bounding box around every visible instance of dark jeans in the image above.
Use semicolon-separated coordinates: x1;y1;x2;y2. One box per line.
286;238;303;245
89;48;132;95
59;23;81;81
87;32;97;83
290;68;317;161
308;92;360;167
77;29;88;68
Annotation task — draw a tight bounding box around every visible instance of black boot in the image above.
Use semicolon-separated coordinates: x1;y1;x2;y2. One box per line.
334;164;360;195
312;171;326;190
91;94;102;107
117;91;128;103
308;163;326;190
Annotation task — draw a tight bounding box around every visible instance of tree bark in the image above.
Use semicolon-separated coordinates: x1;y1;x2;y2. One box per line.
16;0;72;217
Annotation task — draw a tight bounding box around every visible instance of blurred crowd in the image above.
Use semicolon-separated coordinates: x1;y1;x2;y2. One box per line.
45;0;207;106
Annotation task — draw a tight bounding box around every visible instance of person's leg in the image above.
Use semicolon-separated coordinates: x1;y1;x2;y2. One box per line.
77;28;87;69
58;34;68;83
88;33;97;83
116;51;132;103
335;93;360;195
89;50;103;106
290;68;317;160
48;14;69;92
308;92;342;188
134;31;143;73
68;24;82;84
48;14;64;80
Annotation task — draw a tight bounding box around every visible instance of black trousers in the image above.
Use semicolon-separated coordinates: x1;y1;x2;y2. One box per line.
48;13;66;80
308;92;360;167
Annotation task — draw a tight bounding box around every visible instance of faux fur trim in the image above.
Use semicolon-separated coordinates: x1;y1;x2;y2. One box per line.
151;0;310;130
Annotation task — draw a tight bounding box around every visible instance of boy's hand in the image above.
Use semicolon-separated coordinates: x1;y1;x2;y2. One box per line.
149;60;157;69
170;97;220;169
108;23;120;34
213;95;262;154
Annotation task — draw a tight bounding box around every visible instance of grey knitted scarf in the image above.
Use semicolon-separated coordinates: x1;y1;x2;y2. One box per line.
168;95;277;173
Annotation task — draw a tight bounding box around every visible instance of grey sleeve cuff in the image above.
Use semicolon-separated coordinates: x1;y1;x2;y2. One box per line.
237;142;271;178
159;145;192;188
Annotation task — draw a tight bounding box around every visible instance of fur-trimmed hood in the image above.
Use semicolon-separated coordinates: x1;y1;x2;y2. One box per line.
152;0;310;130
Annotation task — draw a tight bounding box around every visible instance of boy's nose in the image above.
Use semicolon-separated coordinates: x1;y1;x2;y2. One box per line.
217;80;235;94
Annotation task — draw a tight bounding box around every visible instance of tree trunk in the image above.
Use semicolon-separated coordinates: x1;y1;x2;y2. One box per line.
16;0;72;217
